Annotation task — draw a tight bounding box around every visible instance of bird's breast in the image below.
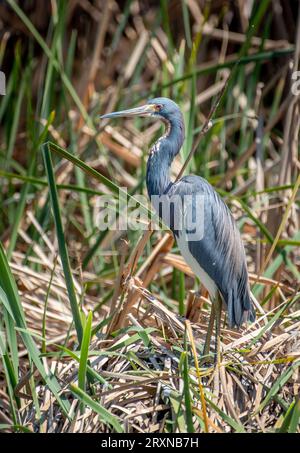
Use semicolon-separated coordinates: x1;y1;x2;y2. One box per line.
176;232;218;299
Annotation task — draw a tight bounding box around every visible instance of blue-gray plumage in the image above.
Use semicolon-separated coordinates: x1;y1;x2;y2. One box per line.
100;97;255;332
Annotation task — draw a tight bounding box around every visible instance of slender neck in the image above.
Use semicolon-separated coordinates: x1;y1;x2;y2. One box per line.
146;117;185;197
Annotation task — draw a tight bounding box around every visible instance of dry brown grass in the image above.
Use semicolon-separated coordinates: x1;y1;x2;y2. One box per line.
0;0;299;434
4;235;299;433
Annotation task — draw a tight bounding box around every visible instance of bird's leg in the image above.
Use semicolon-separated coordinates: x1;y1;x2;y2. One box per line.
201;303;215;363
214;294;222;364
213;293;222;398
204;304;216;357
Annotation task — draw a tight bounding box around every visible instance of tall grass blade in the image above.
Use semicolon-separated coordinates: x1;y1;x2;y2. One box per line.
42;143;83;345
70;384;124;433
0;242;70;414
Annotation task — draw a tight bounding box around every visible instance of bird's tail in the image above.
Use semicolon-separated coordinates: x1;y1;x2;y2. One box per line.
227;286;256;328
241;291;256;325
248;295;256;322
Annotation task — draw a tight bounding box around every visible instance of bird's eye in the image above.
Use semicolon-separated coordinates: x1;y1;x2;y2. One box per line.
155;104;163;112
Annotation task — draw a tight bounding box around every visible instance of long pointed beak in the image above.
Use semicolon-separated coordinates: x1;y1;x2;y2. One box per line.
100;104;155;120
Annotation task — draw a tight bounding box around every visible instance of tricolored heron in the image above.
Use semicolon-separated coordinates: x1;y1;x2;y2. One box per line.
100;97;255;364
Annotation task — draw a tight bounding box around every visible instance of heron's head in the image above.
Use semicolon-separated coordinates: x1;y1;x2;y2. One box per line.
100;97;183;124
